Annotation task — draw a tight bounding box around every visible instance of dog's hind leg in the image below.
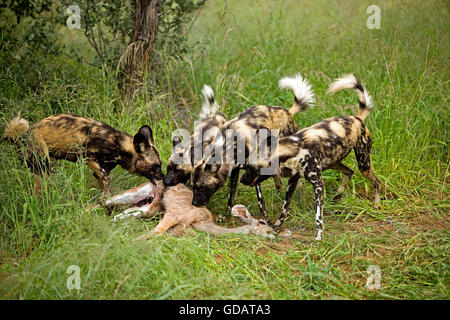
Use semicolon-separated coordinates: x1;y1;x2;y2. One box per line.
330;162;354;201
354;130;381;208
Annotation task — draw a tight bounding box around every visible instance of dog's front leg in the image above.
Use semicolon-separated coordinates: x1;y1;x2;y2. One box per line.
330;162;354;201
273;173;300;229
305;171;324;240
255;184;270;222
226;167;240;213
86;159;111;196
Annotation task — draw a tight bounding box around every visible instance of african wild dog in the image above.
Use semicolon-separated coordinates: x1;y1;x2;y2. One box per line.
3;113;163;195
240;74;381;240
164;85;227;187
191;74;315;218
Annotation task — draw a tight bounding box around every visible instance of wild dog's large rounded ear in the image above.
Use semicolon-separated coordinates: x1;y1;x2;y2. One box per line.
172;135;182;148
133;125;154;152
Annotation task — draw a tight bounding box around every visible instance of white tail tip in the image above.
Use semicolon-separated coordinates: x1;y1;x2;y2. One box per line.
328;74;373;111
278;73;315;109
327;74;358;95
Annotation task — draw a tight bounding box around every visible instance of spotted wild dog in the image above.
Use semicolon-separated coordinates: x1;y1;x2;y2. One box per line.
191;74;315;219
240;74;381;240
3;113;164;195
164;85;227;186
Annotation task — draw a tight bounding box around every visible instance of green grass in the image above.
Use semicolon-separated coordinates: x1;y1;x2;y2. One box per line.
0;0;448;299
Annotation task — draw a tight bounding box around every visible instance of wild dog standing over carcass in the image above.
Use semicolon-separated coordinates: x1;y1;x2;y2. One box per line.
164;85;227;186
87;181;276;239
190;74;315;220
3;113;164;195
240;74;382;240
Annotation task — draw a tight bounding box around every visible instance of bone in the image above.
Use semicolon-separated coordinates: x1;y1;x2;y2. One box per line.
104;181;155;206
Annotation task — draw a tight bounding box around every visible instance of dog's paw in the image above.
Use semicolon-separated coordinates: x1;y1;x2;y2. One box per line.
314;231;323;241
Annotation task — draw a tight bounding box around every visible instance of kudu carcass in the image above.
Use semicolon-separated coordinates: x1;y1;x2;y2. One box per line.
87;182;276;239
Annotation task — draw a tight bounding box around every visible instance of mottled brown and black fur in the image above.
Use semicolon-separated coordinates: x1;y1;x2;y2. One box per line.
3;113;163;195
164;85;227;187
191;74;315;216
241;74;381;240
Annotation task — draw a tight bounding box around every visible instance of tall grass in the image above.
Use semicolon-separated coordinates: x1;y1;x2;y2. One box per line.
0;0;448;299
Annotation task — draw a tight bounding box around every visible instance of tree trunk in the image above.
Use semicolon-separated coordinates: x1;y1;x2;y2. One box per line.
118;0;159;106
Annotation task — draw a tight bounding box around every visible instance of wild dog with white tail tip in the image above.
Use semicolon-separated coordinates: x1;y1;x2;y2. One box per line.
164;85;227;186
191;73;315;220
241;74;381;240
3;113;164;195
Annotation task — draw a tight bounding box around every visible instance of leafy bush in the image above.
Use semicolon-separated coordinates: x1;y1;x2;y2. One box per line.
0;0;52;23
2;0;207;66
54;0;206;68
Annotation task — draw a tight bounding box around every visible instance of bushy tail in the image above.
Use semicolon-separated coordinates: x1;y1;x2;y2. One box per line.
3;112;30;142
327;74;373;121
278;73;315;116
199;84;219;119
